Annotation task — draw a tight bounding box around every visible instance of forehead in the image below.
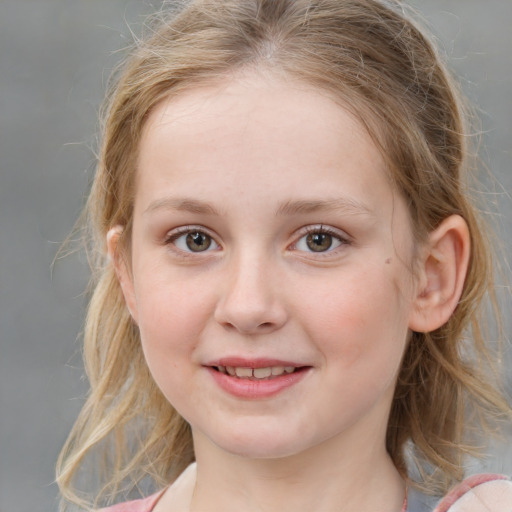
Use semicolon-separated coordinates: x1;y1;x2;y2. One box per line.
136;73;396;218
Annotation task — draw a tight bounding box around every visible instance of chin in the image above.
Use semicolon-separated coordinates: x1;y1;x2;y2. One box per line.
209;426;313;460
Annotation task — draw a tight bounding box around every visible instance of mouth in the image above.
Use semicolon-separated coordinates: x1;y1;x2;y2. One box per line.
205;359;312;398
211;365;308;380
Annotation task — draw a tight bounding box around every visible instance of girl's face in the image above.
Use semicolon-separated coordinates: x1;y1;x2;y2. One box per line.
118;74;421;461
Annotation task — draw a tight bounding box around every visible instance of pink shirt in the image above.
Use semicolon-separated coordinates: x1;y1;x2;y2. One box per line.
100;473;512;512
100;490;164;512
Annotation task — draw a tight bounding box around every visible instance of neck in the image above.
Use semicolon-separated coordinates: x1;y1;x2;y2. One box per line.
189;428;405;512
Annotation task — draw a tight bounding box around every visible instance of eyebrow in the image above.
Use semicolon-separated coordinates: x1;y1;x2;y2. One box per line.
144;197;222;216
275;198;373;217
143;196;373;218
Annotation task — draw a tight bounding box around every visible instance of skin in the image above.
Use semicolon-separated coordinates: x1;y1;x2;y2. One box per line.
110;71;470;512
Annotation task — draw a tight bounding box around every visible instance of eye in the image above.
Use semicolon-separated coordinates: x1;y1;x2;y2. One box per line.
294;227;347;253
168;228;220;253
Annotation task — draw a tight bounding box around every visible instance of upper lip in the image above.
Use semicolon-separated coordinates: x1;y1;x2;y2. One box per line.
204;357;309;369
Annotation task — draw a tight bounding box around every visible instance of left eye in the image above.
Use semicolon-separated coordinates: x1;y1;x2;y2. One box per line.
172;230;219;253
294;229;345;253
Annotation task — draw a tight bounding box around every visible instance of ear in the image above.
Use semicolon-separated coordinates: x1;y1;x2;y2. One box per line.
107;226;139;325
408;215;470;333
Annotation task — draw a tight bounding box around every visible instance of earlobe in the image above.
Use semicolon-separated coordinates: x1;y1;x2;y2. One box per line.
408;215;470;333
106;226;139;324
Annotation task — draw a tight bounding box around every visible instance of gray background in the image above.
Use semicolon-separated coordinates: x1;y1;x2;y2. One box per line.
1;1;511;511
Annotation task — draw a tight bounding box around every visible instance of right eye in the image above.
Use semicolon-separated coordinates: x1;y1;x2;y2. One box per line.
167;229;220;253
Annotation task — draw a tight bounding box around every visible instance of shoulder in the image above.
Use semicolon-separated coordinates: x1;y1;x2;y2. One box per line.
434;474;512;512
98;490;165;512
100;462;197;512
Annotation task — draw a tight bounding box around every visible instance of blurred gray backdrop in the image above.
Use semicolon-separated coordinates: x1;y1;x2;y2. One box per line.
1;1;511;511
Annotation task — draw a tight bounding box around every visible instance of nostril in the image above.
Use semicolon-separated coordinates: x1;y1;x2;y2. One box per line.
221;322;238;331
214;295;288;333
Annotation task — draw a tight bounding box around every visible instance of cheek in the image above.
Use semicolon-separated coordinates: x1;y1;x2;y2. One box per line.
298;265;411;371
134;284;212;410
132;268;216;377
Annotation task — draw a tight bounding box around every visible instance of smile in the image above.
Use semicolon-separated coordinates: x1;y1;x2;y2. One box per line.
207;360;311;399
214;365;297;379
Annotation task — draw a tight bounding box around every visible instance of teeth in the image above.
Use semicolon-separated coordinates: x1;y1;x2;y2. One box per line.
218;366;299;379
253;367;272;378
234;367;253;378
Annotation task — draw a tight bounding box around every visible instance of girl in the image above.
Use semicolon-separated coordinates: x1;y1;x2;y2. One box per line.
56;0;512;510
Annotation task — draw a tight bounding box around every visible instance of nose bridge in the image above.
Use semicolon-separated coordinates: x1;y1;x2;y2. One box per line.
215;244;287;333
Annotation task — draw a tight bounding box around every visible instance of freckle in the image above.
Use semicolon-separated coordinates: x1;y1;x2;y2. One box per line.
385;258;392;264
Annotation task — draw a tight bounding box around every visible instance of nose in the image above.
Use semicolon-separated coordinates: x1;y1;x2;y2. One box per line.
214;254;288;334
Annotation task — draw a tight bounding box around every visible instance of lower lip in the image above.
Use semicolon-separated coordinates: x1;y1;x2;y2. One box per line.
206;367;311;399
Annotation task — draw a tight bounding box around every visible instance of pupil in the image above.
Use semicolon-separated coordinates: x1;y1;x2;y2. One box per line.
307;233;332;252
186;232;211;252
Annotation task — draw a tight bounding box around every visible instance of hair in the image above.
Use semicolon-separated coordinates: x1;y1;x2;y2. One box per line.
57;0;511;509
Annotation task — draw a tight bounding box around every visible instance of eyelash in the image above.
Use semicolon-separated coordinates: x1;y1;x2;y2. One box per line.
291;225;351;255
164;226;220;256
163;225;351;257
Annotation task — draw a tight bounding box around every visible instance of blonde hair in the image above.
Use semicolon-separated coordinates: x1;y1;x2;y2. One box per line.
57;0;511;508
